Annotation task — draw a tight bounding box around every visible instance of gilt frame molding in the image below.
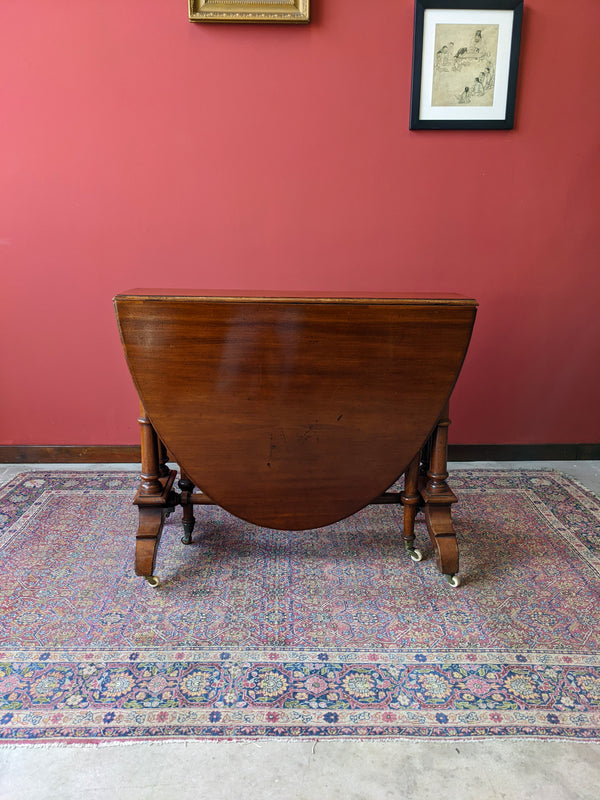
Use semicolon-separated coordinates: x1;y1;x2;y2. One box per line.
189;0;310;23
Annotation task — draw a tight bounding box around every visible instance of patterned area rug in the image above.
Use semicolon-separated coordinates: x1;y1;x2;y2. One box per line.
0;469;599;743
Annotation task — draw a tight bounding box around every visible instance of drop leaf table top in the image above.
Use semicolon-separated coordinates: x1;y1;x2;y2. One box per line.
114;290;477;587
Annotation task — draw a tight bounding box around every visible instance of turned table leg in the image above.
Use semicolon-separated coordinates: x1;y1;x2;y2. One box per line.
178;471;196;545
419;402;460;585
157;438;171;478
400;452;424;562
134;402;176;585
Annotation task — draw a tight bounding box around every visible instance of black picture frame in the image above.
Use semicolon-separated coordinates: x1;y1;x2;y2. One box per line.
410;0;523;130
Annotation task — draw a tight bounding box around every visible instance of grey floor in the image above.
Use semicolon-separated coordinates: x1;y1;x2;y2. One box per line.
1;461;599;800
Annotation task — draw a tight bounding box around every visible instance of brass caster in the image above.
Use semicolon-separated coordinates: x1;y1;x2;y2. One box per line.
445;574;460;588
404;540;423;562
145;575;160;588
181;520;195;545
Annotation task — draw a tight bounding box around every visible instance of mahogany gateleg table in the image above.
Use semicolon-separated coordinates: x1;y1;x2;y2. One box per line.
114;291;477;587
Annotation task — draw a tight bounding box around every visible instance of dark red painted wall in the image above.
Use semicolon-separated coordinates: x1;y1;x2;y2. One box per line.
1;1;599;445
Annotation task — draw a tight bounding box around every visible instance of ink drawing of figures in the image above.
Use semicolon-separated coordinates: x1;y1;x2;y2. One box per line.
431;23;499;107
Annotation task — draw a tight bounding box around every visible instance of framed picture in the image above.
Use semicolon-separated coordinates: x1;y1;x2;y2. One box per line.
410;0;523;129
189;0;309;23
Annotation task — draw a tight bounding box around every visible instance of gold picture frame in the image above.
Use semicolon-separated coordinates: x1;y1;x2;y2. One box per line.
189;0;310;23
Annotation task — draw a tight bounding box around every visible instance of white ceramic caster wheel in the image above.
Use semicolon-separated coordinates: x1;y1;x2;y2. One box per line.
145;575;160;588
446;574;460;587
409;548;423;562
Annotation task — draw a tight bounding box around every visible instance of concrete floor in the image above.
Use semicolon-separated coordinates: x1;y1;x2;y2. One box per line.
1;461;599;800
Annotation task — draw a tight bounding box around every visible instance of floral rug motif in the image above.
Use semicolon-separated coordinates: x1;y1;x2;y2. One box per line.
0;469;599;743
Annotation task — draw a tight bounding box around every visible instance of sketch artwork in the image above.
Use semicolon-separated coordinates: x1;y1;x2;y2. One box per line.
431;23;499;107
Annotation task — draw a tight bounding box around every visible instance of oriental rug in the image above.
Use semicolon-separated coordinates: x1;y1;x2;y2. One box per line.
0;469;599;744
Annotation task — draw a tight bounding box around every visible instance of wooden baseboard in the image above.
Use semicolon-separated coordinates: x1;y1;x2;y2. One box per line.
0;446;141;463
1;444;599;464
448;444;600;461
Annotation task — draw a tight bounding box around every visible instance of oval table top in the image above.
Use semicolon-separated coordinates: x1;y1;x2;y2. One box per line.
115;291;477;530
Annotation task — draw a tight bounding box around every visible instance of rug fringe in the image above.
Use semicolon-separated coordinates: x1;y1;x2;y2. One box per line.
2;734;600;749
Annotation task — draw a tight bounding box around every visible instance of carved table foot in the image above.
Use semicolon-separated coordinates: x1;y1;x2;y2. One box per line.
418;403;461;585
423;503;459;578
135;506;166;581
133;469;177;583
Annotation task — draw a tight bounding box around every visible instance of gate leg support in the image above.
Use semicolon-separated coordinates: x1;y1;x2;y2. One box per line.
401;452;423;562
135;402;177;583
420;403;460;580
179;472;196;545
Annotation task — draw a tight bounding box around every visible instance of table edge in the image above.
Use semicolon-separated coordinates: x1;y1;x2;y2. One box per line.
114;289;478;306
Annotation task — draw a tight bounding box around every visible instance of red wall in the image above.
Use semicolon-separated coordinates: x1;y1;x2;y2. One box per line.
1;1;599;446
